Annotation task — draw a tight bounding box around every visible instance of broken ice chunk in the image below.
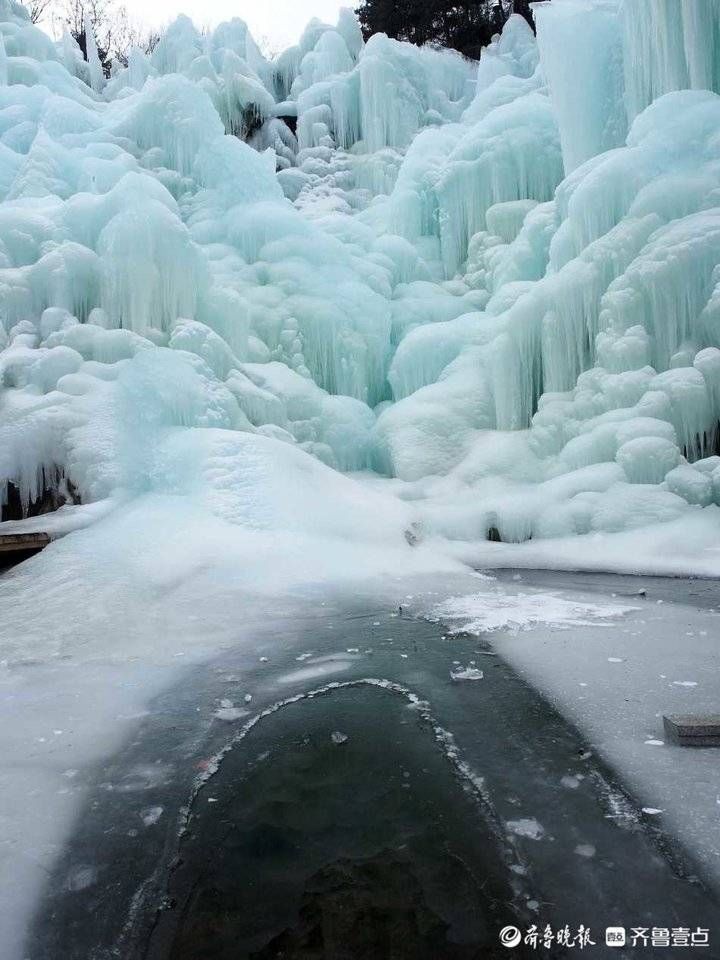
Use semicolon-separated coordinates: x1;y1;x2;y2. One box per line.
140;805;164;827
574;843;595;858
506;818;545;840
450;666;484;681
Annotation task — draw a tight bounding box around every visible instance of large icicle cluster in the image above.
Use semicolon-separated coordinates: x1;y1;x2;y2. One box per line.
2;0;720;551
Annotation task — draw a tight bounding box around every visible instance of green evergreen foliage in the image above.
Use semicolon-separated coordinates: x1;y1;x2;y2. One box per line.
355;0;537;58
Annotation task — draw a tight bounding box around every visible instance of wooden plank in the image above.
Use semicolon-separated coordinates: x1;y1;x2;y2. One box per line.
0;531;51;553
663;714;720;746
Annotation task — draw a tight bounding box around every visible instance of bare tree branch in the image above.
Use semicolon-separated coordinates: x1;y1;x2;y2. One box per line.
42;0;158;76
28;0;54;24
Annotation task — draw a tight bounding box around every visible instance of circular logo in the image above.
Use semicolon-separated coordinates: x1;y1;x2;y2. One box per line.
500;926;522;948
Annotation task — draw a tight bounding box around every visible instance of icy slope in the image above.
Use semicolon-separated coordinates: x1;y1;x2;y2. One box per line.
1;0;720;566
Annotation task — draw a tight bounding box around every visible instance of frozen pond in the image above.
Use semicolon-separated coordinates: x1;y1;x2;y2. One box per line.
23;572;720;959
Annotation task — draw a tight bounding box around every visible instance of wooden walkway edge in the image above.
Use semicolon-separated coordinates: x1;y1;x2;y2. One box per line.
0;531;52;567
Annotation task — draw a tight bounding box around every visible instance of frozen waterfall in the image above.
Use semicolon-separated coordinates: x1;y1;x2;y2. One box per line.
2;0;720;558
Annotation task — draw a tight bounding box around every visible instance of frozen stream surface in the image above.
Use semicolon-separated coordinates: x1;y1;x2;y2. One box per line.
8;569;720;960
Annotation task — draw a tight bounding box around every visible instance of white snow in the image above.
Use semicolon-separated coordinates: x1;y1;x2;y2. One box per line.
433;588;636;634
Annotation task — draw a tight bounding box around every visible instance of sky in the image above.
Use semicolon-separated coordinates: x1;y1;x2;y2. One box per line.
119;0;349;54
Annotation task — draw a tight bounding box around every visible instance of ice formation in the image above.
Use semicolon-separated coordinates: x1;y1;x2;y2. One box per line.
2;0;720;557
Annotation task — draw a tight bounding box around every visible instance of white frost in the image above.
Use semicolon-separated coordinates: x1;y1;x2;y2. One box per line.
434;590;635;635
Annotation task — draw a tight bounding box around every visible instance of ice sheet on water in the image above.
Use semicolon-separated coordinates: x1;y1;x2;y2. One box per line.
485;579;720;887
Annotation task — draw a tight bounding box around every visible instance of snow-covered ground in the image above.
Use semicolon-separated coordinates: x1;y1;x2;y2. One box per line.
444;514;720;579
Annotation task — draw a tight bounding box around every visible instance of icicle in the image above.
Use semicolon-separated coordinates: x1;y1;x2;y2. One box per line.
127;46;150;91
621;0;720;124
0;32;7;86
61;30;79;77
535;0;627;173
84;13;104;94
